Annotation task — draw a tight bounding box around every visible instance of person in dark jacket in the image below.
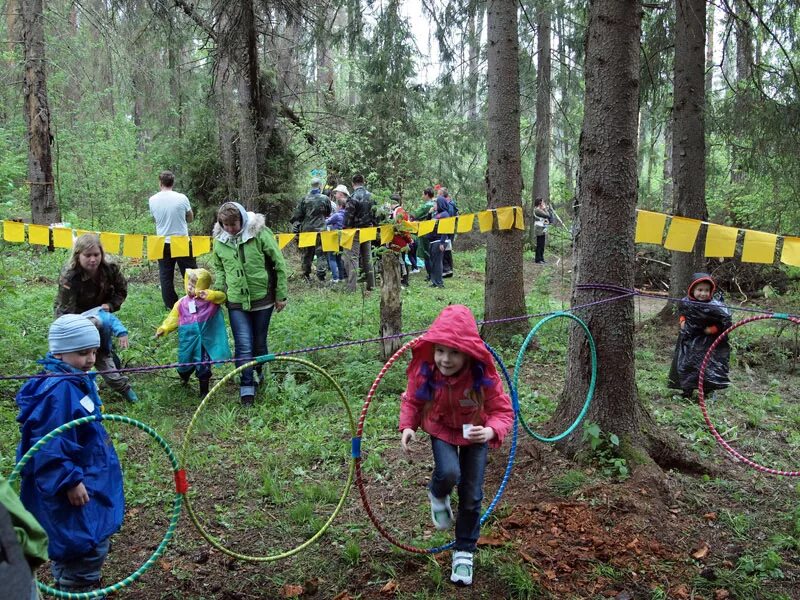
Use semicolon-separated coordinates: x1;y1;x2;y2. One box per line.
15;315;124;593
426;195;451;288
533;198;551;264
668;273;732;397
325;186;349;283
54;233;138;402
344;173;377;292
291;177;332;282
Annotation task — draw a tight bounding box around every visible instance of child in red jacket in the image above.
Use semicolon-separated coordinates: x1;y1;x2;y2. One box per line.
399;305;514;587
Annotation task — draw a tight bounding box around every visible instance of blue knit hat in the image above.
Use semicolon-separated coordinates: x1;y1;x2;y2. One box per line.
49;314;100;354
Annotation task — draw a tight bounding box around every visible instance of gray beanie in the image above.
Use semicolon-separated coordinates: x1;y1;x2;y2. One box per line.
49;314;101;354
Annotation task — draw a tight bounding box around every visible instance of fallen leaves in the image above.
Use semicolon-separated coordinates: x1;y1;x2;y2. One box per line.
380;579;398;595
691;541;710;561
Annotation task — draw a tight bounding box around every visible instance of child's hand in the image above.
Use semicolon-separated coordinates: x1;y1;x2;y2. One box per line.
100;303;111;312
275;300;288;313
401;428;416;453
67;482;89;506
117;335;129;349
467;426;495;444
704;326;714;335
197;290;209;300
154;329;165;339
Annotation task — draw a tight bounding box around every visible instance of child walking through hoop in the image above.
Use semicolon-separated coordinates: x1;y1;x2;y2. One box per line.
399;305;515;586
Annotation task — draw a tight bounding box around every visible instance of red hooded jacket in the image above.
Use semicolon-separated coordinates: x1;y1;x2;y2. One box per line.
398;305;515;448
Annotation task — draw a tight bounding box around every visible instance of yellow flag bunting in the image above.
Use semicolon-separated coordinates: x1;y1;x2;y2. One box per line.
1;206;526;261
634;209;797;266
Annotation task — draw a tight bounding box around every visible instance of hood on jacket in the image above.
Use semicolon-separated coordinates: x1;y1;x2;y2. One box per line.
212;204;266;245
184;268;214;293
16;356;96;424
410;305;498;381
687;272;716;299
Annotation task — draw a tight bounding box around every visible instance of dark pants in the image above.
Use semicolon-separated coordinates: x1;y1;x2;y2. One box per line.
429;240;444;286
177;348;211;381
430;437;488;552
301;242;326;280
51;537;110;593
228;307;274;397
535;234;546;263
443;239;453;275
408;240;418;269
158;243;197;309
345;233;374;291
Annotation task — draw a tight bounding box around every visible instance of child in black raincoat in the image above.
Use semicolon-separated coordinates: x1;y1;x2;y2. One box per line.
668;273;732;397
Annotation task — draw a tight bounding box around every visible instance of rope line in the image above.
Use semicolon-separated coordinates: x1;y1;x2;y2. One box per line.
7;414;183;599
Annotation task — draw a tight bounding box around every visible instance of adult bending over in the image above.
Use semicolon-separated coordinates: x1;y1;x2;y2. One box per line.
54;233;138;402
211;202;288;406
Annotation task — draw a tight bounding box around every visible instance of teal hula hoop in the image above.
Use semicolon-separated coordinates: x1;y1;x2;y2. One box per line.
513;312;598;442
9;414;183;599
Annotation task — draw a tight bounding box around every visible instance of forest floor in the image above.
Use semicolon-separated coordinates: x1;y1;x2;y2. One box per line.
1;244;799;599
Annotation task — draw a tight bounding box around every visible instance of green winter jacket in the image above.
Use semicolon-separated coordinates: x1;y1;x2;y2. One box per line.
211;205;288;311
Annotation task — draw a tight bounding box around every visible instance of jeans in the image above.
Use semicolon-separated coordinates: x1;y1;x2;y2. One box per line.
535;234;546;263
228;307;274;397
345;232;374;291
327;252;345;281
408;240;418;269
430;437;488;552
51;537;110;593
177;348;211;381
158;243;197;309
429;240;445;286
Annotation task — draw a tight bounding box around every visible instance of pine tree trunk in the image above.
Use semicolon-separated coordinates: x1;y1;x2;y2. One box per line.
529;4;551;246
482;0;528;343
380;253;403;360
555;0;646;455
661;113;673;213
466;0;483;120
668;0;707;307
22;0;60;225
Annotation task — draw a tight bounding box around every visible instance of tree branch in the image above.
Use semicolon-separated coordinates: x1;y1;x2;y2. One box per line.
173;0;217;42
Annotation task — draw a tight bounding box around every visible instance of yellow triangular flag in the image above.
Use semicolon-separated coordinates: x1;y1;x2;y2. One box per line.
75;229;92;239
52;227;73;248
741;230;777;264
3;220;25;242
417;220;436;237
123;234;144;258
99;232;121;254
28;224;50;246
456;214;475;233
478;210;494;233
634;210;667;244
664;216;702;252
277;233;295;249
320;230;339;252
704;224;738;258
496;207;515;230
406;221;419;234
298;232;317;248
359;227;377;242
170;235;190;257
437;217;456;234
340;229;356;250
514;206;525;230
147;235;165;261
380;224;394;245
780;237;800;267
192;236;211;256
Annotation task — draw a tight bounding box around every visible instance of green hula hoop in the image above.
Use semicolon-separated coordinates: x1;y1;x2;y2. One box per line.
9;414;183;600
180;355;356;562
513;312;598;442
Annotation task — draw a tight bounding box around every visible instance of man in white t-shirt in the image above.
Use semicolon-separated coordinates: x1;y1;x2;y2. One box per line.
148;170;197;309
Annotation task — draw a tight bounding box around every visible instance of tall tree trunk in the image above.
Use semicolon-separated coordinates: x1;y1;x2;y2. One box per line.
529;3;552;246
731;0;752;184
213;57;238;198
661;112;673;212
380;253;403;360
316;4;336;104
466;0;484;120
705;3;715;98
238;74;259;209
555;0;647;456
22;0;60;225
482;0;528;343
6;0;19;54
668;0;707;307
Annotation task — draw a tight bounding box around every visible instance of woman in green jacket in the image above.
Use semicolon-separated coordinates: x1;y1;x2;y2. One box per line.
212;202;288;405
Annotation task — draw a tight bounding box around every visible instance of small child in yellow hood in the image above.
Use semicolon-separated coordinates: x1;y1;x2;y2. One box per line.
156;268;231;397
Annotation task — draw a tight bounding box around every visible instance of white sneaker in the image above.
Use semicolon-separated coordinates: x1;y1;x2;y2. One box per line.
427;489;454;530
450;551;473;586
410;268;420;273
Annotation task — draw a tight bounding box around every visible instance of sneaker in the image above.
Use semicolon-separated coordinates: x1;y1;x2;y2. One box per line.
124;388;139;403
428;489;454;530
442;271;453;278
241;395;254;407
411;268;421;274
450;551;473;586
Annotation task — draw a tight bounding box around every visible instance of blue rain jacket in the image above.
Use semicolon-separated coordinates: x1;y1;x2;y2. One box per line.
15;356;124;561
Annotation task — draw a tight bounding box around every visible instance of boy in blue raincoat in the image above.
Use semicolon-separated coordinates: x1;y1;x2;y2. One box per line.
156;268;231;397
15;314;124;593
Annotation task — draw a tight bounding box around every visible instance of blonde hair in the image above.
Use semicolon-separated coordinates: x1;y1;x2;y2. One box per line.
68;233;107;271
